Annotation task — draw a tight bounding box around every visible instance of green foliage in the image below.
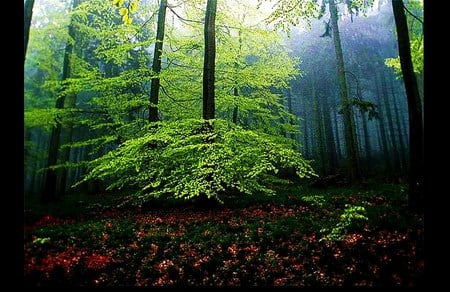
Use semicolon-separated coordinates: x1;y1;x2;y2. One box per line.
78;119;316;205
385;0;423;76
320;204;368;241
258;0;320;32
112;0;140;24
32;237;51;245
300;195;325;207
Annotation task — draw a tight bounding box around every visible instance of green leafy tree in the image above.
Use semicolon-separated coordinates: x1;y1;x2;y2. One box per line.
73;0;315;204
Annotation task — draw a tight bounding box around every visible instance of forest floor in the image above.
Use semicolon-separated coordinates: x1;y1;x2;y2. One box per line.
24;181;424;287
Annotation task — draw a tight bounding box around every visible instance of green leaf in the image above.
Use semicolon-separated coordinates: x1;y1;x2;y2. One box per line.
119;7;128;16
130;2;138;13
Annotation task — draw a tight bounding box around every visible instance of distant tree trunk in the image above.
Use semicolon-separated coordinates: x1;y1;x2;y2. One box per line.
42;0;79;203
374;74;392;174
24;0;35;61
332;104;342;161
311;78;326;175
389;75;408;173
202;0;217;120
149;0;167;123
232;29;242;124
287;90;296;140
392;0;424;211
56;92;77;197
321;89;337;173
360;110;371;174
381;71;401;173
328;0;362;181
298;94;309;157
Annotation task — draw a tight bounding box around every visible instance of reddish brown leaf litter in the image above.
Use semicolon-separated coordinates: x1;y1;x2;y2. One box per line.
24;200;424;287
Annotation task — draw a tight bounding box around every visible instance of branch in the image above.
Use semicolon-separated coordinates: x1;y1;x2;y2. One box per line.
159;84;199;109
402;2;423;25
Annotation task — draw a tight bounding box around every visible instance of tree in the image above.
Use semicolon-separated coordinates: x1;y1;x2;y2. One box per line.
149;0;168;122
24;0;35;61
73;0;315;205
42;0;81;203
203;0;217;120
261;0;374;181
327;0;362;181
391;0;424;211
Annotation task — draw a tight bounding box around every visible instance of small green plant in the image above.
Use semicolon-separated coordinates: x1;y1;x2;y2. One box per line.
300;195;326;207
320;205;368;242
32;237;51;245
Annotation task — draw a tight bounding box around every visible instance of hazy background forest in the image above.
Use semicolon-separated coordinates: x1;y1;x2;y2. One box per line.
24;0;424;287
24;0;423;201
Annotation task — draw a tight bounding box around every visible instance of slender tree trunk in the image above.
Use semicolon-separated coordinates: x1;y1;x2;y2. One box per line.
333;104;342;161
374;74;392;174
232;87;239;124
298;94;309;157
360;110;371;174
203;0;217;120
56;92;77;197
322;90;337;173
381;71;401;173
392;0;424;211
390;75;408;173
287;90;296;140
42;0;79;203
232;29;242;124
328;0;362;181
24;0;35;61
312;78;326;175
149;0;167;123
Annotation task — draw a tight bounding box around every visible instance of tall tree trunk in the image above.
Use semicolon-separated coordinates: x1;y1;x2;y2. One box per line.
311;78;326;175
298;92;310;158
42;0;79;203
328;0;362;181
24;0;35;61
392;0;424;211
56;92;77;197
232;29;242;124
332;103;342;161
322;90;337;173
381;71;401;173
374;74;392;175
202;0;217;120
286;90;296;140
149;0;167;123
390;75;408;173
360;110;371;174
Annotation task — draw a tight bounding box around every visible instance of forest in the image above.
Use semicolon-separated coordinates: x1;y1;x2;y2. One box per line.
24;0;424;287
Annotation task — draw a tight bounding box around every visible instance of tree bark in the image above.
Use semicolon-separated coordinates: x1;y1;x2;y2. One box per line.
392;0;424;211
332;102;342;161
42;0;79;203
232;29;242;124
390;75;408;173
360;110;371;173
374;73;392;174
322;89;337;174
24;0;35;61
202;0;217;120
148;0;167;123
311;77;326;175
381;70;401;173
328;0;362;181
